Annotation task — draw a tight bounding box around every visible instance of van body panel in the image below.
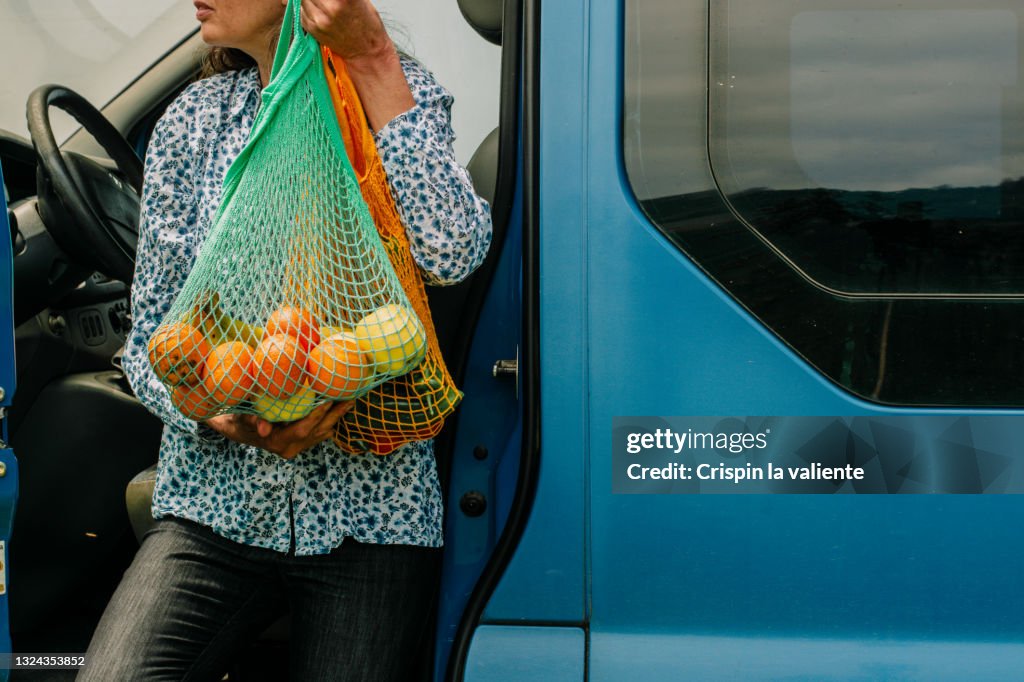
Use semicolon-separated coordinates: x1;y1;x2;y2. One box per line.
471;0;1024;676
589;633;1024;681
465;625;585;681
479;0;589;626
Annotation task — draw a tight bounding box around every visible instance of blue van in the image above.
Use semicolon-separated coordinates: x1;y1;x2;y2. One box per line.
2;0;1024;680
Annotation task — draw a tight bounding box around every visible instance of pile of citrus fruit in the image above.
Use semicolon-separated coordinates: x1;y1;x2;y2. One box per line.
149;301;427;423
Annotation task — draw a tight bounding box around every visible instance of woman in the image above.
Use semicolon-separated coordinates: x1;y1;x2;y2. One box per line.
78;0;492;679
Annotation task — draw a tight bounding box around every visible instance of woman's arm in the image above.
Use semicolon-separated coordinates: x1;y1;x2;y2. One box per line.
301;0;415;131
371;55;493;286
301;0;493;286
372;55;495;284
122;90;222;439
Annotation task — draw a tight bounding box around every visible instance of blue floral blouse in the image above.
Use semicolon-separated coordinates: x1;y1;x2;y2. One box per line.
123;56;492;556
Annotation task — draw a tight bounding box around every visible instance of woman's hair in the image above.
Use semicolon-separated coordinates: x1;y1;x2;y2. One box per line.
200;47;256;78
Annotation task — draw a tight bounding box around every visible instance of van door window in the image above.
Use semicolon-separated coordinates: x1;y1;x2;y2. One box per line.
624;0;1024;406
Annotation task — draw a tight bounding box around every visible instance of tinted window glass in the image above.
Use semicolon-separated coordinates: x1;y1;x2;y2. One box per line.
710;5;1024;295
624;1;1024;406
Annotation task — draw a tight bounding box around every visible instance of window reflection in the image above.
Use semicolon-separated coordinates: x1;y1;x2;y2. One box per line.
709;3;1024;294
624;0;1024;406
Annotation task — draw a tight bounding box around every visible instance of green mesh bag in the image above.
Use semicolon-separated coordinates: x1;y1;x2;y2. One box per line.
147;0;426;423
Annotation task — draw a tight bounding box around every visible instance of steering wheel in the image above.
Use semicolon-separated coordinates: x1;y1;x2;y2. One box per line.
27;85;143;285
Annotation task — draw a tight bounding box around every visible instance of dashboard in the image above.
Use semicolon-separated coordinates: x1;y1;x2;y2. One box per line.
3;129;127;303
2;127;134;448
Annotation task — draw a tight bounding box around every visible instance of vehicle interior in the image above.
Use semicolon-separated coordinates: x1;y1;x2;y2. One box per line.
0;0;512;679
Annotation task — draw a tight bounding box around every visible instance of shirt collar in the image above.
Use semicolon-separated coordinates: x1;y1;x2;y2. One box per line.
228;66;262;121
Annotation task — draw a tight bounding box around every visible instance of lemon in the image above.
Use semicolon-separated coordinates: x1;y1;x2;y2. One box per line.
254;383;319;422
352;304;427;374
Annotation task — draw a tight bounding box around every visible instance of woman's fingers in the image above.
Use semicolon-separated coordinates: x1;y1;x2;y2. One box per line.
301;0;347;36
297;0;390;60
210;401;354;460
305;0;353;19
279;403;331;439
310;401;353;440
299;1;330;34
206;414;265;447
279;445;302;461
254;417;273;439
294;401;349;442
259;403;332;456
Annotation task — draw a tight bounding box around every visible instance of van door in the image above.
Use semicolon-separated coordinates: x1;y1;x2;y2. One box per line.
458;0;1024;680
586;0;1024;679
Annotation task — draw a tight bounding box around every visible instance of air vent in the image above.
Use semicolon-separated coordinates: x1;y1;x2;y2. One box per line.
108;300;130;335
79;309;107;346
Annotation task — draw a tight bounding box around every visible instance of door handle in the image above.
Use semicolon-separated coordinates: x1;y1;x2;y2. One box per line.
492;345;519;397
492;359;517;378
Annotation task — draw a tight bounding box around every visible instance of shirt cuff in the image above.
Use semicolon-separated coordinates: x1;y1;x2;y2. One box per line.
195;420;225;443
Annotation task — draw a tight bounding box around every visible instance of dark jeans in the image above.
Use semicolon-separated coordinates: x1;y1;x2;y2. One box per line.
77;517;440;681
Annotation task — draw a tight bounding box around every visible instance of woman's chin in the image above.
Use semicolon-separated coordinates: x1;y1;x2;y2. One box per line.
199;25;226;46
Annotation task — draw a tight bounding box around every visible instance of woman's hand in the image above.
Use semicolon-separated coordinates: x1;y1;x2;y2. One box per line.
299;0;392;63
298;0;415;131
204;401;354;460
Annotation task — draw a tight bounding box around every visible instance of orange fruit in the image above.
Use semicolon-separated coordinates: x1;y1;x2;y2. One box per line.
307;332;373;399
171;381;219;421
362;429;432;456
252;334;307;400
368;433;403;456
203;341;255;407
148;321;211;386
266;306;321;353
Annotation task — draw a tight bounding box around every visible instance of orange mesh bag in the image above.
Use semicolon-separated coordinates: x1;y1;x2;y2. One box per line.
323;49;463;455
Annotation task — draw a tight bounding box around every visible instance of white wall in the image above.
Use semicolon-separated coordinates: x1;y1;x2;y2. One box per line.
375;0;502;164
0;0;195;141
